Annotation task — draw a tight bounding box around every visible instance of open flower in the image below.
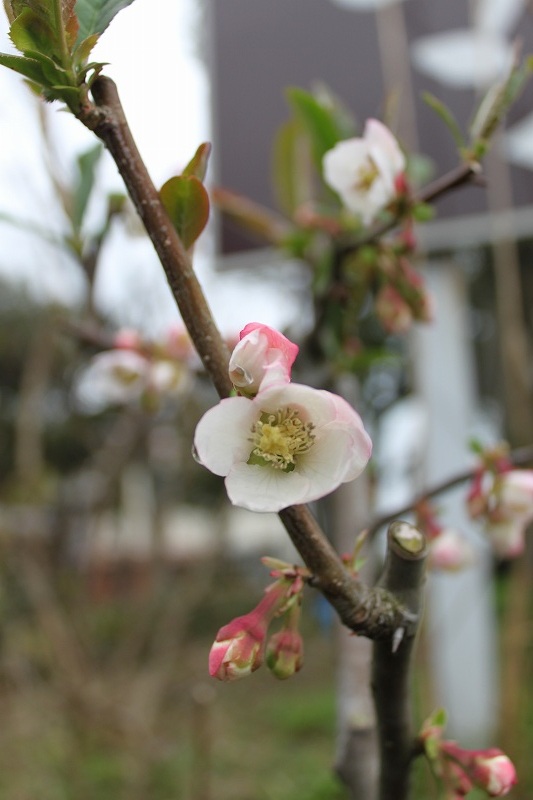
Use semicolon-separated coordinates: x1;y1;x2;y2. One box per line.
323;119;406;225
194;382;372;512
485;469;533;558
228;322;299;396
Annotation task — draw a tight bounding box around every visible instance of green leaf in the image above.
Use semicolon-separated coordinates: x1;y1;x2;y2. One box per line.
286;87;343;168
159;175;210;250
73;143;103;230
272;118;313;216
72;32;99;65
0;50;48;83
182;142;212;182
9;8;57;59
422;91;465;150
74;0;136;44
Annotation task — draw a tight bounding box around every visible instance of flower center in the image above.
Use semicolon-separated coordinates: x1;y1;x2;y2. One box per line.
248;407;315;472
355;156;379;192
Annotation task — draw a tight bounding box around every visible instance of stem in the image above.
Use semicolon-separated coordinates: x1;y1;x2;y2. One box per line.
52;0;71;74
371;522;428;800
280;506;415;639
77;76;232;399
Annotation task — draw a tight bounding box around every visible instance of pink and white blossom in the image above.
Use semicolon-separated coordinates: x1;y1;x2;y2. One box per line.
194;382;372;512
76;349;189;412
322;119;406;225
485;469;533;558
228;322;299;396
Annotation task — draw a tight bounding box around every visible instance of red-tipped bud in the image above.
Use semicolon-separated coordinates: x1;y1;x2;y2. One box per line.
375;284;413;334
113;328;143;351
208;579;293;681
209;613;268;681
441;743;517;797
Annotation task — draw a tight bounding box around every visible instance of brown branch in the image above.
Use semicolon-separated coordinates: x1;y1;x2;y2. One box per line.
76;77;232;400
371;521;428;800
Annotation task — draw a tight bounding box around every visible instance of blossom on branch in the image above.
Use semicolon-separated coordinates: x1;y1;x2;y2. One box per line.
229;322;298;396
467;460;533;558
322;119;406;225
194;381;372;512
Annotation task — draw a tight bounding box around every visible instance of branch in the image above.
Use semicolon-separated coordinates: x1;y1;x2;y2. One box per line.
371;521;428;800
76;77;232;400
75;75;415;640
368;442;533;540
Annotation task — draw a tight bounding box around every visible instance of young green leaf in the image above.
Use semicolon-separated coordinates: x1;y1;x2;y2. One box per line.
74;0;136;44
0;51;49;83
422;91;465;150
286;87;343;168
159;175;210;250
72;143;103;231
272;118;313;217
182;142;212;182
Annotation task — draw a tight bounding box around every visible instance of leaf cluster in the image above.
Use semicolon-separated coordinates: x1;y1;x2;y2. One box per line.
0;0;135;112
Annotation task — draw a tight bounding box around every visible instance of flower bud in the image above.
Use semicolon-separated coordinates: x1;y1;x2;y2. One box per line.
208;579;293;681
266;628;304;679
428;529;475;572
209;614;268;681
441;743;517;797
469;751;517;797
228;322;298;395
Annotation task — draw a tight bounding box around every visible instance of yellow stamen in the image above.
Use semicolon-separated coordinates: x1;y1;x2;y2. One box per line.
249;407;315;471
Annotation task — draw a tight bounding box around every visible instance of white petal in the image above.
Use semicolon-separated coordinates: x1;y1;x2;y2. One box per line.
256;383;337;427
225;463;312;512
194;397;258;476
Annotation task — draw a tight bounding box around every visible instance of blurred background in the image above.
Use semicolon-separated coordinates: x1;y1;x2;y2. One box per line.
1;0;533;797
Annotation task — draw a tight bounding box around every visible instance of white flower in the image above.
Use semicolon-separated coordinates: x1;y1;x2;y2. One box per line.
228;322;299;396
194;382;372;512
322;119;406;225
76;350;188;412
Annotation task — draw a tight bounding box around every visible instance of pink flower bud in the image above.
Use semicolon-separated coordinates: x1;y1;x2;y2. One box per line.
428;528;474;572
441;743;517;797
209;613;268;681
113;328;143;351
470;752;517;797
208;580;293;681
375;284;413;334
228;322;299;395
266;628;304;679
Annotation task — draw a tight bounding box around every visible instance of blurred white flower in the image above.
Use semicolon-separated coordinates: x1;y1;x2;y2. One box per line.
323;119;405;225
